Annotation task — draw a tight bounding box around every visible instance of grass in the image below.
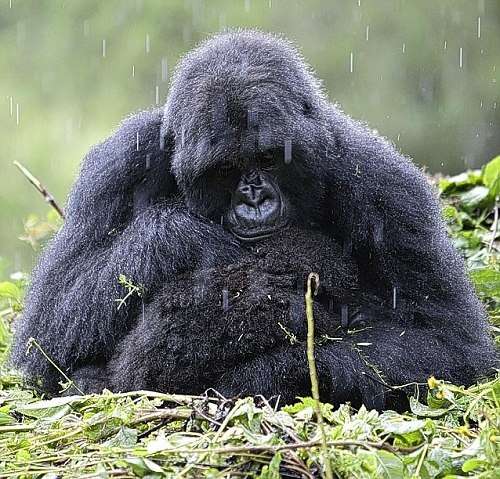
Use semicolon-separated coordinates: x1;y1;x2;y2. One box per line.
0;157;498;478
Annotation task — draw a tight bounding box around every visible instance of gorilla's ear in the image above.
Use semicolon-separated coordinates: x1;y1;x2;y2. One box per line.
64;109;177;242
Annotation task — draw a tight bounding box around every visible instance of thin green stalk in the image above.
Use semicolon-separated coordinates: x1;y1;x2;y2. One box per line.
305;272;333;479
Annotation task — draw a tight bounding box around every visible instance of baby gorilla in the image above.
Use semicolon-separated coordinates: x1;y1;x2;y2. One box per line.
73;227;392;408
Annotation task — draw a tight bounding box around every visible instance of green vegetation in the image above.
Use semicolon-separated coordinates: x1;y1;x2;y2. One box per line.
0;159;498;478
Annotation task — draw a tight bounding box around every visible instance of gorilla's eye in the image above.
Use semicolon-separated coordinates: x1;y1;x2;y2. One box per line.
302;101;313;116
219;164;239;179
259;151;275;170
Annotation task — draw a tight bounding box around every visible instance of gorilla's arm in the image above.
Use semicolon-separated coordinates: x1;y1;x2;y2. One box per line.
11;110;240;393
215;314;496;410
324;109;478;318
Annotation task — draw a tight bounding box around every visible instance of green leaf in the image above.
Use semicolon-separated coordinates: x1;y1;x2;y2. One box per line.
283;397;335;422
439;171;482;194
104;426;138;447
483;155;500;198
458;186;490;209
0;282;21;302
380;412;426;435
259;452;282;479
375;450;405;479
83;411;123;441
409;397;450;417
0;405;13;426
462;458;489;473
16;395;85;420
470;268;500;299
122;457;164;476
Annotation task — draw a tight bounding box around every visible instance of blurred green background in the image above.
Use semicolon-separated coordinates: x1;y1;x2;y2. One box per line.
1;0;499;271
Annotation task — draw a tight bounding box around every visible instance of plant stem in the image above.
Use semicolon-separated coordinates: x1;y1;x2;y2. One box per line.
13;161;65;219
305;272;333;479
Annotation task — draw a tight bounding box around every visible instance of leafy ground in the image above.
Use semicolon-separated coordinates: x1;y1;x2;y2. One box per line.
0;158;499;478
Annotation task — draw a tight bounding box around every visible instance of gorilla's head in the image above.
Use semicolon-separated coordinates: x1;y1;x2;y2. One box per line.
162;30;333;241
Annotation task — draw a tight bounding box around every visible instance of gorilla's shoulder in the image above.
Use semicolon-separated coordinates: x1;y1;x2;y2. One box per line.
85;108;163;164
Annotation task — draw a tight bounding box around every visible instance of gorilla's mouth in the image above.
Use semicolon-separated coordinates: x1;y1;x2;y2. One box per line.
228;200;289;242
230;222;287;242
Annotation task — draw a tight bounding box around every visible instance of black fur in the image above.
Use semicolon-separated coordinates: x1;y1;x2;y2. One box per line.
11;30;497;410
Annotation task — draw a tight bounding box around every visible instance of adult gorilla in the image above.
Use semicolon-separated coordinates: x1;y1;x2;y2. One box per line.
11;30;496;410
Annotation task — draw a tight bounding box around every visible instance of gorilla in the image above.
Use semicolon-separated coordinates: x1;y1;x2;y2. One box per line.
11;30;497;411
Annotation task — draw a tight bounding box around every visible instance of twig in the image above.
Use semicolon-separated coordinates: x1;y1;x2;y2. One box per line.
488;197;499;253
27;337;84;394
147;438;420;456
0;424;35;433
305;272;333;479
13;161;65;219
129;408;192;426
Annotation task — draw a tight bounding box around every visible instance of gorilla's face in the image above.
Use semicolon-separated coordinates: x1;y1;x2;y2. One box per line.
226;165;287;241
186;146;315;242
163;31;331;241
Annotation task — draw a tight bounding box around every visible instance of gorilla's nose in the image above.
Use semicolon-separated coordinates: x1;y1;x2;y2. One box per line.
233;171;280;224
236;174;272;208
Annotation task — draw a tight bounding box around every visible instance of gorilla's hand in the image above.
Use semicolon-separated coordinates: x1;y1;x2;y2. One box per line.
214;343;386;410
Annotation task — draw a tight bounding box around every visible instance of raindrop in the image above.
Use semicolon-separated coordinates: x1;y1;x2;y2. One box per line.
268;0;272;7
247;109;258;129
155;85;159;105
284;139;292;164
393;286;397;309
145;154;151;170
16;103;20;125
443;40;447;50
459;47;463;68
145;34;150;54
218;12;226;29
132;65;135;77
9;0;12;8
477;16;481;39
136;132;140;151
102;39;106;57
222;288;229;311
349;52;354;73
9;96;13;116
402;43;406;53
161;57;168;82
220;215;224;225
342;238;352;255
16;21;25;46
341;305;349;328
365;25;369;41
65;118;73;142
374;222;384;245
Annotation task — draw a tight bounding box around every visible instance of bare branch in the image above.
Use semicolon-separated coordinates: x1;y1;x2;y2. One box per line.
14;161;65;219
